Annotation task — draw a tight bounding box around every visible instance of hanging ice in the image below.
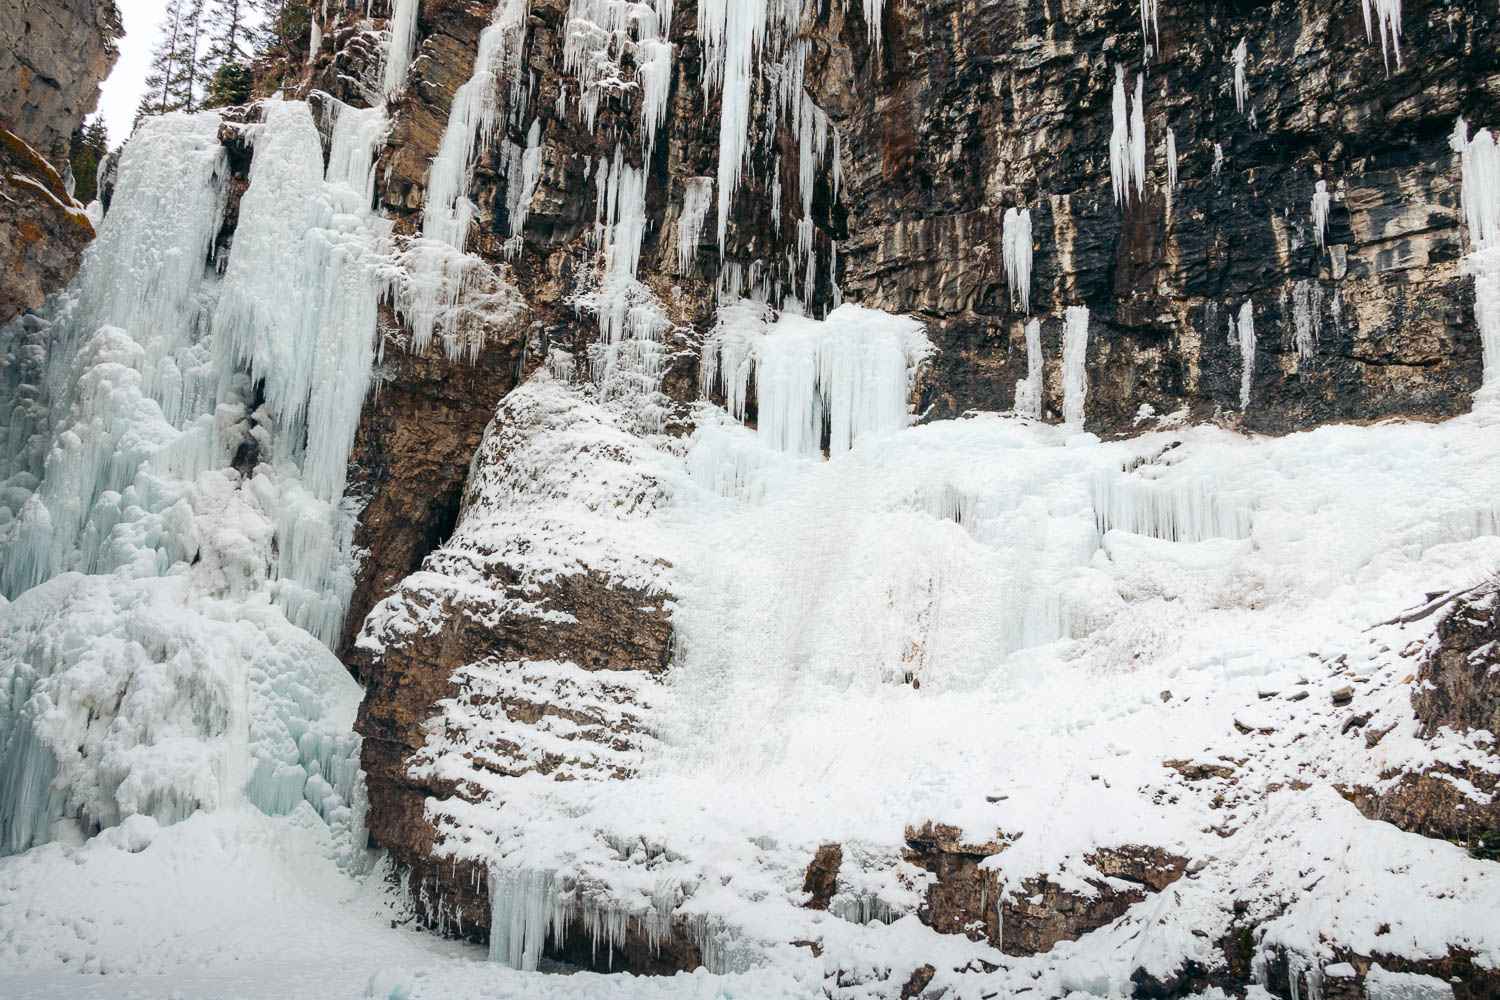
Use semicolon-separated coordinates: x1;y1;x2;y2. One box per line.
1166;127;1178;190
1003;207;1033;313
678;176;715;271
1062;306;1089;426
1292;280;1324;360
1311;180;1332;247
1110;67;1147;204
1233;38;1249;113
1140;0;1159;57
1360;0;1403;71
1013;318;1043;418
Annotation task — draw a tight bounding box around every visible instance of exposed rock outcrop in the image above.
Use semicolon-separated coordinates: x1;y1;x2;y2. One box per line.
0;0;120;326
1344;582;1500;860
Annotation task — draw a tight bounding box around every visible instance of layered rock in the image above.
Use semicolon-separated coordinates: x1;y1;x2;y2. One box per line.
0;0;121;326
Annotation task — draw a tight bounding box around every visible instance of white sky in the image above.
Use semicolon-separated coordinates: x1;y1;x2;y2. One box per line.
98;0;167;144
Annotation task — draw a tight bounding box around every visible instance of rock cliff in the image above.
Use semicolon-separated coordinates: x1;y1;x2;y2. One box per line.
0;0;121;326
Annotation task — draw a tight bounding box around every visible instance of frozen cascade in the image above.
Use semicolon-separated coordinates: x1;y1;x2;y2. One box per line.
1013;318;1043;418
1452;119;1500;388
421;0;530;251
1311;180;1332;247
701;304;930;457
1233;38;1249;113
1003;208;1033;313
0;101;379;858
1062;305;1090;426
391;0;529;359
1360;0;1403;71
384;0;421;96
562;0;675;150
1140;0;1159;56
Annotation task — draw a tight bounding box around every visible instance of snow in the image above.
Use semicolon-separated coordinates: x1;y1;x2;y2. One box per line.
396;348;1500;994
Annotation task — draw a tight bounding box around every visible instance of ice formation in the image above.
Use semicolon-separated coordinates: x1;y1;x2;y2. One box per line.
1002;207;1033;313
1013;318;1043;418
1233;299;1256;410
1110;67;1148;204
1449;119;1500;387
1233;38;1249;113
0;98;383;857
699;303;931;457
1166;127;1178;190
1311;179;1332;247
677;176;714;272
384;0;421;95
1360;0;1403;71
1062;306;1090;426
1292;280;1324;360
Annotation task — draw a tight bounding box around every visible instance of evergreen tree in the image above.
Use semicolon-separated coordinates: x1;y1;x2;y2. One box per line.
251;0;312;58
67;119;110;203
135;0;208;125
202;0;256;107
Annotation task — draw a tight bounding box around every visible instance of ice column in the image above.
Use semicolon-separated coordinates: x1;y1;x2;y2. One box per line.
1166;128;1178;190
678;177;715;271
1062;306;1089;426
1311;180;1331;247
1003;207;1033;313
1233;38;1249;113
1013;318;1043;418
1233;299;1256;410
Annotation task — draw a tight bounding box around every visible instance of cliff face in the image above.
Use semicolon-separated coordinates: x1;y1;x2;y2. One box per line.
0;0;121;326
231;0;1500;992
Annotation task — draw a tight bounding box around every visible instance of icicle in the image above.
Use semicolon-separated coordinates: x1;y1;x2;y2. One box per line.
1013;318;1043;418
1110;67;1147;204
1062;306;1089;426
1002;208;1033;313
1166;127;1178;190
698;0;771;249
1232;38;1249;113
1139;0;1159;58
1360;0;1403;71
1111;66;1130;204
1311;180;1331;247
384;0;420;95
1130;73;1147;199
1213;143;1225;177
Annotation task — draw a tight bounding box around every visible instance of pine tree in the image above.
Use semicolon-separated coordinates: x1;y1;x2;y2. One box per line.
205;0;253;68
67;119;110;203
135;0;208;125
251;0;313;58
